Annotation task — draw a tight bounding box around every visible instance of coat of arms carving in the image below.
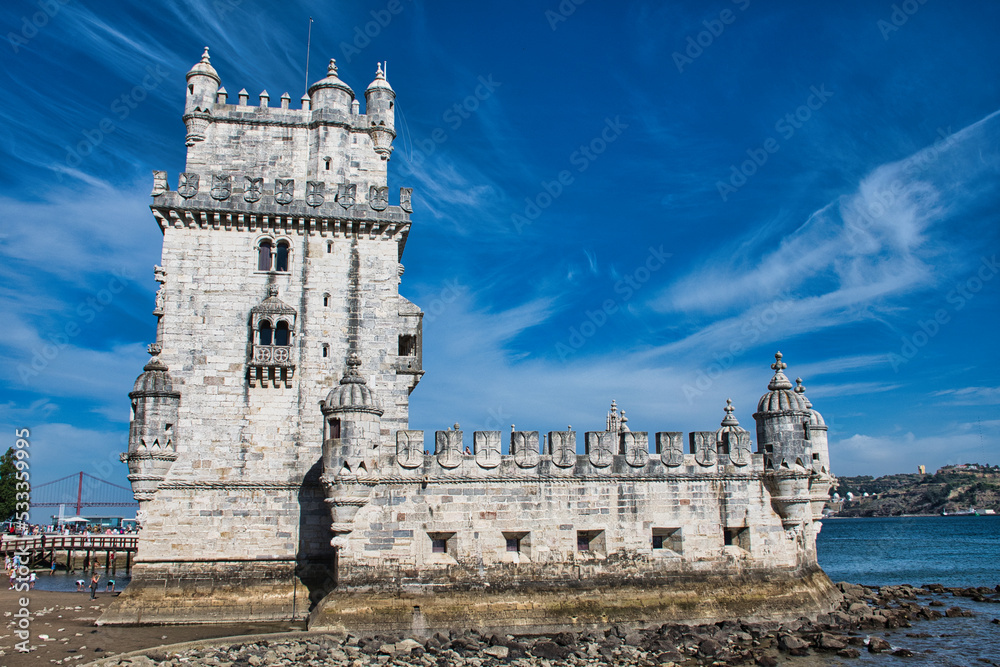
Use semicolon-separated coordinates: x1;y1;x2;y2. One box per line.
474;431;501;469
336;183;356;208
657;432;684;467
511;431;539;468
586;431;615;468
730;431;752;467
306;181;325;207
622;431;648;468
399;187;413;213
177;172;199;198
274;179;294;205
692;431;717;466
210;174;231;200
396;430;423;469
549;431;576;468
435;430;462;469
369;185;388;211
244;177;263;203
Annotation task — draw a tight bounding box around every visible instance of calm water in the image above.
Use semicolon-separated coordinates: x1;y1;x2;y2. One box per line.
811;515;1000;666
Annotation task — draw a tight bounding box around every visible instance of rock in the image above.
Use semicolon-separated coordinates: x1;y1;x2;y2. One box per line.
531;641;569;660
423;636;441;650
867;637;891;653
837;647;861;658
929;600;945;607
755;653;779;666
697;638;723;658
246;656;263;667
945;606;972;617
483;645;508;659
552;631;576;646
816;633;847;650
777;634;808;651
892;648;915;657
992;618;1000;625
395;639;423;654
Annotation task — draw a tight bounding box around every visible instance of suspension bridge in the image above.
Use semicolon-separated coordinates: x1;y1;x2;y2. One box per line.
31;472;138;515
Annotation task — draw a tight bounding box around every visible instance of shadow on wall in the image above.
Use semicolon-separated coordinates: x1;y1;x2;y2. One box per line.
296;459;338;612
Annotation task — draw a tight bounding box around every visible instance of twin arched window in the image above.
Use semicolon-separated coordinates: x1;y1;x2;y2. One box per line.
258;320;290;346
257;239;290;272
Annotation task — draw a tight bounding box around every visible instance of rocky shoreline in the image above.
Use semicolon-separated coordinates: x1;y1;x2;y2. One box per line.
84;582;1000;667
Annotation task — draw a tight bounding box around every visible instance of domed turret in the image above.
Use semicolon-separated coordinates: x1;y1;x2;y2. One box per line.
308;58;355;113
753;352;812;470
794;378;835;523
122;352;180;505
184;47;220;145
365;62;396;160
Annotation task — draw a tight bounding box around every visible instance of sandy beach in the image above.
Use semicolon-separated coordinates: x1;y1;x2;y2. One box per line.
0;587;297;666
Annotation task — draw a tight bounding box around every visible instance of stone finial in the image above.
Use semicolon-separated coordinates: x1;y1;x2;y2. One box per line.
216;87;228;104
328;59;338;76
794;378;805;394
721;398;739;426
153;265;167;283
200;46;211;64
300;94;311;111
147;342;162;357
280;92;291;109
454;423;461;431
767;351;793;390
375;62;385;80
238;88;249;105
620;410;629;432
259;90;269;107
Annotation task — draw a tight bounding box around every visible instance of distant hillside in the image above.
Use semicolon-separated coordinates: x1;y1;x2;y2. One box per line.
830;464;1000;517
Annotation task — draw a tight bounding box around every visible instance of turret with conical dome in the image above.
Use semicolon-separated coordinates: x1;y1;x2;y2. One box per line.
184;47;219;145
365;62;395;160
308;58;355;114
753;351;812;470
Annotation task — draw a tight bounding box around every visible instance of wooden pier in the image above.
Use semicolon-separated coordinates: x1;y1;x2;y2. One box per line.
1;535;138;575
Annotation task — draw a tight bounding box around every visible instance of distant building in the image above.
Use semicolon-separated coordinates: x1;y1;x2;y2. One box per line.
918;465;926;475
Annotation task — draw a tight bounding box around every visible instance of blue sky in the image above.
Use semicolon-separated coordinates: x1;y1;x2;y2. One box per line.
2;1;999;517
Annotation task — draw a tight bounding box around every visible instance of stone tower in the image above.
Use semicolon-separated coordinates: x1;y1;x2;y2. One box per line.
105;49;422;623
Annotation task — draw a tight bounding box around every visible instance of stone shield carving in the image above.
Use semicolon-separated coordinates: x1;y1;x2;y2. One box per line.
274;179;294;205
435;430;462;469
177;172;199;198
511;431;539;468
400;187;413;213
474;431;501;469
211;174;231;200
548;431;576;468
244;177;263;203
657;432;684;467
586;432;615;468
730;431;752;467
369;186;388;211
337;183;356;208
691;431;717;466
622;431;649;468
151;170;168;196
396;430;423;469
306;181;325;207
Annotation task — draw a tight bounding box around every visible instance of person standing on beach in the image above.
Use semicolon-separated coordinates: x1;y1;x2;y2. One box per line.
89;572;100;600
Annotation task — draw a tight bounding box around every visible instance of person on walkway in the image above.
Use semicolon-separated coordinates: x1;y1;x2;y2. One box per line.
106;577;115;592
51;559;58;575
28;571;36;589
89;573;100;600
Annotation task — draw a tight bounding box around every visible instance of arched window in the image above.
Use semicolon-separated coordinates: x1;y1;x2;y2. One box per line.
259;320;273;346
323;293;330;307
324;157;331;170
258;240;273;271
275;321;290;346
275;241;289;272
322;343;329;357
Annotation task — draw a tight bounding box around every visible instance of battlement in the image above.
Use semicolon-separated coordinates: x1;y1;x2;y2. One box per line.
385;428;765;478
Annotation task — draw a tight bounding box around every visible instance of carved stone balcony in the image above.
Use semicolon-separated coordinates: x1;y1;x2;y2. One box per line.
248;344;295;388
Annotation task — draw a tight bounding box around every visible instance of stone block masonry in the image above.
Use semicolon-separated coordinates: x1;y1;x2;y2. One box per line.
103;47;838;631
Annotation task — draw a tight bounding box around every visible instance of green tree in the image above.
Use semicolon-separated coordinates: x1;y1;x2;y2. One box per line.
0;447;22;521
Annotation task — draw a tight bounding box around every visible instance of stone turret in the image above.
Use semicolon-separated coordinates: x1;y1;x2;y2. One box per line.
716;398;752;466
184;47;219;145
364;63;395;160
121;350;179;509
795;378;836;523
754;352;812;530
308;58;355;113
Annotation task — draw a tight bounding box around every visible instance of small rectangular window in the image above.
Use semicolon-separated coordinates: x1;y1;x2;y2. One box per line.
652;535;664;549
398;334;417;356
577;533;591;551
651;527;681;553
432;538;447;553
506;537;519;552
724;526;750;551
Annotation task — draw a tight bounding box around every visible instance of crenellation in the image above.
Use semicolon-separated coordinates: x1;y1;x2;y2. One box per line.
106;47;838;631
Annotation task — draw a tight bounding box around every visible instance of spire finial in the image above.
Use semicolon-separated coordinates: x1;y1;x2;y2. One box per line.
375;62;385;79
767;351;793;391
721;398;740;426
328;58;338;76
794;378;806;394
201;46;211;64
